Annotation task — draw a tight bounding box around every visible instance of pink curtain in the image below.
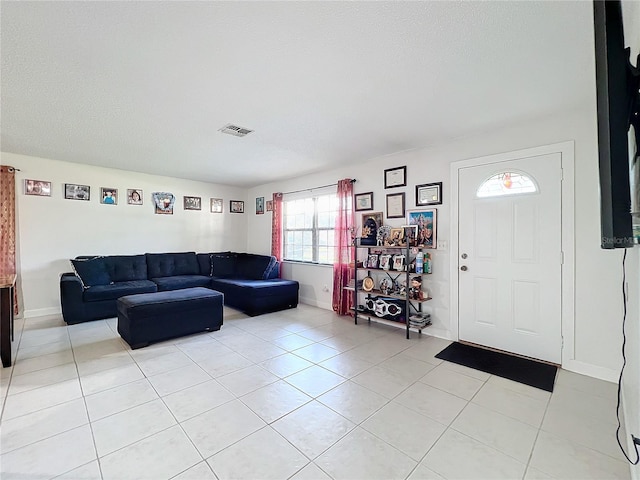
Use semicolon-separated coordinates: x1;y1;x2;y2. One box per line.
332;179;354;315
271;192;284;278
0;166;18;314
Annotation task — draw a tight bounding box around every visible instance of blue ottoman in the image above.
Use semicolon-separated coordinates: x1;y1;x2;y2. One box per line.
117;287;223;349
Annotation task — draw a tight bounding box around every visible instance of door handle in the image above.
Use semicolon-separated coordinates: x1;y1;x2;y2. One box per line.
460;266;468;271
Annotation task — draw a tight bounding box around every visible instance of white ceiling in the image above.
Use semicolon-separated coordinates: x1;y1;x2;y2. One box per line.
1;1;594;187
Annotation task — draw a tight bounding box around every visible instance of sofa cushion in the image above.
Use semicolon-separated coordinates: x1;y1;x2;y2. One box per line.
211;253;237;278
146;252;200;278
236;254;278;280
104;255;148;282
210;278;299;297
82;280;157;302
196;253;213;276
151;275;212;291
71;257;111;289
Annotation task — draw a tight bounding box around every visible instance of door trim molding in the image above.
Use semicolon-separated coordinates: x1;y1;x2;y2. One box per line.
450;141;575;367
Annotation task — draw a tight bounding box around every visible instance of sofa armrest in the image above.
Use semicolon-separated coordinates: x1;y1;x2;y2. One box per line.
265;261;280;279
60;272;85;324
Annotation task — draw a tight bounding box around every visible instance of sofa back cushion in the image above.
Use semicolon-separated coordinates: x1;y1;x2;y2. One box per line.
196;253;213;276
236;253;278;280
71;257;112;289
105;255;148;282
211;253;238;278
146;252;199;278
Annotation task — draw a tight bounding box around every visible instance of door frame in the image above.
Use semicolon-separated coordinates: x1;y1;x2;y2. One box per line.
450;141;575;367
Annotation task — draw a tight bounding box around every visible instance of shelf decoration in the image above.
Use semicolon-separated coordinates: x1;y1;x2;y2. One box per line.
407;208;437;248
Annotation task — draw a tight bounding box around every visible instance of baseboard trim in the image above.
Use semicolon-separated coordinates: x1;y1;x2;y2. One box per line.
299;297;332;311
562;359;618;383
23;307;61;318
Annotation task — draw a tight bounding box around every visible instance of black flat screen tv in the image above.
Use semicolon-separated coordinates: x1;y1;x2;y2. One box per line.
593;0;640;249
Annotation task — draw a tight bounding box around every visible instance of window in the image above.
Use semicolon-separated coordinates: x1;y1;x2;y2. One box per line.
476;172;538;198
283;192;338;264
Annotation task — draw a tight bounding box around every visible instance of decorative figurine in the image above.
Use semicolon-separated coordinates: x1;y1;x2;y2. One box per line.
409;276;424;301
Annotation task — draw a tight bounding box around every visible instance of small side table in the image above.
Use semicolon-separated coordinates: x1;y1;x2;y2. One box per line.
1;274;16;368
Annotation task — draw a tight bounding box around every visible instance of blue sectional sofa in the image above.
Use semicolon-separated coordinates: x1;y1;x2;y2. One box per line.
60;251;298;324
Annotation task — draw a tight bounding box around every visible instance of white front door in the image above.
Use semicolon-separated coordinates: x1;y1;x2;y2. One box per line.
458;153;562;363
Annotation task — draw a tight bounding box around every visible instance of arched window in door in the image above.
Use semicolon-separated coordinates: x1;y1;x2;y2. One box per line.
476;171;538;198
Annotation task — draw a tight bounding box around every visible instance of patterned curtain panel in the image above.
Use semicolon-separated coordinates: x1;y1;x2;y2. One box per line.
332;179;354;315
0;165;18;314
271;192;284;278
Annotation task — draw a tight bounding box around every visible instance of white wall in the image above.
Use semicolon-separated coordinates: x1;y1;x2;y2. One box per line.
248;101;629;380
1;152;248;317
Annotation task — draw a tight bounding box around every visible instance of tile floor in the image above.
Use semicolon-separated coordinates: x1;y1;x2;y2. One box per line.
0;304;632;480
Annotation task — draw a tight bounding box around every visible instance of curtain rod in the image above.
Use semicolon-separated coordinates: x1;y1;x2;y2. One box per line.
283;179;355;196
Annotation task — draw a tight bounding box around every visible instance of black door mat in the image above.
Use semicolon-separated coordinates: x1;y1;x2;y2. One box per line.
435;342;557;392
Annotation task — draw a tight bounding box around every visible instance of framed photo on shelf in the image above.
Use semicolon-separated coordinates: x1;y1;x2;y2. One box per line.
388;227;404;246
386;192;405;218
402;225;418;247
230;200;244;213
183;196;202;210
355;192;374;211
407;208;437;248
25;179;51;196
384;166;407;189
416;182;442;206
100;187;118;205
367;254;379;269
210;198;223;213
128;189;143;205
360;211;383;246
65;184;90;201
379;254;392;270
393;254;406;271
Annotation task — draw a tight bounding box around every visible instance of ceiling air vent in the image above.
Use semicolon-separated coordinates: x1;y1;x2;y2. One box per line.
218;124;254;137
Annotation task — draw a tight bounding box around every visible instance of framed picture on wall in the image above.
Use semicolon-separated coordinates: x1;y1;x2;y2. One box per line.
266;200;273;212
355;192;374;211
25;179;51;196
386;192;405;218
384;166;407;189
416;182;442;206
128;189;143;205
100;187;118;205
256;197;265;214
184;196;202;210
65;184;90;201
210;198;223;213
230;200;244;213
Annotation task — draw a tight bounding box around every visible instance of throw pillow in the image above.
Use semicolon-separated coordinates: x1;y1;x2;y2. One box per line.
212;254;237;278
70;257;112;289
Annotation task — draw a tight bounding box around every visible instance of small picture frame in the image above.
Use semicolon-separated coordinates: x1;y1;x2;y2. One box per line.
128;189;143;205
25;179;51;196
367;254;379;269
230;200;244;213
379;254;392;270
388;228;404;246
256;197;265;215
101;188;118;205
183;196;202;210
355;192;374;211
386;192;405;218
402;225;418;247
65;184;90;201
384;166;407;189
393;254;406;271
416;182;443;206
266;200;273;212
210;198;223;213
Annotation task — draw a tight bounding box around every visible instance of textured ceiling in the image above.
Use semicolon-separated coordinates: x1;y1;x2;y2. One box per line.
1;1;594;187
